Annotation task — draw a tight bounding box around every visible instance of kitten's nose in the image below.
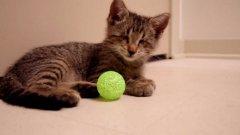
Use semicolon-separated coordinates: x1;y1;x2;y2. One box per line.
128;50;135;56
128;44;137;57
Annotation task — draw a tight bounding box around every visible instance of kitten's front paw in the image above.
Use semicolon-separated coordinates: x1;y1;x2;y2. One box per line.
78;86;99;98
54;90;81;107
124;79;156;97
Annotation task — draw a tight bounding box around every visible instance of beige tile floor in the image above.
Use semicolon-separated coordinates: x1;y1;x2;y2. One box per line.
1;58;240;135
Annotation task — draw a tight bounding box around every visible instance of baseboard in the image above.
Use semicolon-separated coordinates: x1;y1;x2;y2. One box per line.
170;54;185;59
185;53;240;59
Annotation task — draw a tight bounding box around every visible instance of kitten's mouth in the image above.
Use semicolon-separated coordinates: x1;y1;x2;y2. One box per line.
125;52;139;61
128;53;135;58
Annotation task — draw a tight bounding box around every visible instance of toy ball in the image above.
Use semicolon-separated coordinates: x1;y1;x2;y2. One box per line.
97;71;126;100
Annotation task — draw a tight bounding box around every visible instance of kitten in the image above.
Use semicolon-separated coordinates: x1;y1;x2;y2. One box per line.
0;0;169;110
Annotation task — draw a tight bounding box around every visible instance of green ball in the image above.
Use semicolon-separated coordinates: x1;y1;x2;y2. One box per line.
97;71;126;100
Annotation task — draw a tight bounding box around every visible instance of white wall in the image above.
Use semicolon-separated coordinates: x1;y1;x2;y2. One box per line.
171;0;240;58
170;0;185;58
181;0;240;40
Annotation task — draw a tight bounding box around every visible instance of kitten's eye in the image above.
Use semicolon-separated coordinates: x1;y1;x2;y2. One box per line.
122;36;129;43
139;39;145;44
139;40;151;48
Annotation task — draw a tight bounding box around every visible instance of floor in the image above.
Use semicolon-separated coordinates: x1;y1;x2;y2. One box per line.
1;58;240;135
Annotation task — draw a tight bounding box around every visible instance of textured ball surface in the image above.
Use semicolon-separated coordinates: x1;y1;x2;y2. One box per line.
97;71;126;100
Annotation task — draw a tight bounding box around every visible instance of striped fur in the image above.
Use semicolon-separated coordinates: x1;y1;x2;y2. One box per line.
0;0;169;110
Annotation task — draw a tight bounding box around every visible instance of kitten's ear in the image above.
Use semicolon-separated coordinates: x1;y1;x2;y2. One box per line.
150;13;170;38
108;0;129;25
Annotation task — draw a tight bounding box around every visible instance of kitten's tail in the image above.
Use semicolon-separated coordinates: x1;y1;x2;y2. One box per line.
0;76;4;98
0;75;26;101
0;76;63;110
0;76;12;99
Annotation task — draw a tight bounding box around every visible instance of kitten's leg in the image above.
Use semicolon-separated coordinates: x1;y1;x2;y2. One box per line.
28;84;81;107
124;77;156;97
1;75;80;109
59;81;99;98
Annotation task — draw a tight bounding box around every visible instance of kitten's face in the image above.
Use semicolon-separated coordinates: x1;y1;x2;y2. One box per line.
106;0;169;61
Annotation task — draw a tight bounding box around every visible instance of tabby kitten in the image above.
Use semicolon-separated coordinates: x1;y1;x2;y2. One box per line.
0;0;169;110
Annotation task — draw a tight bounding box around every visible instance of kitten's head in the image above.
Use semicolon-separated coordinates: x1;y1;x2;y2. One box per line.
105;0;170;61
